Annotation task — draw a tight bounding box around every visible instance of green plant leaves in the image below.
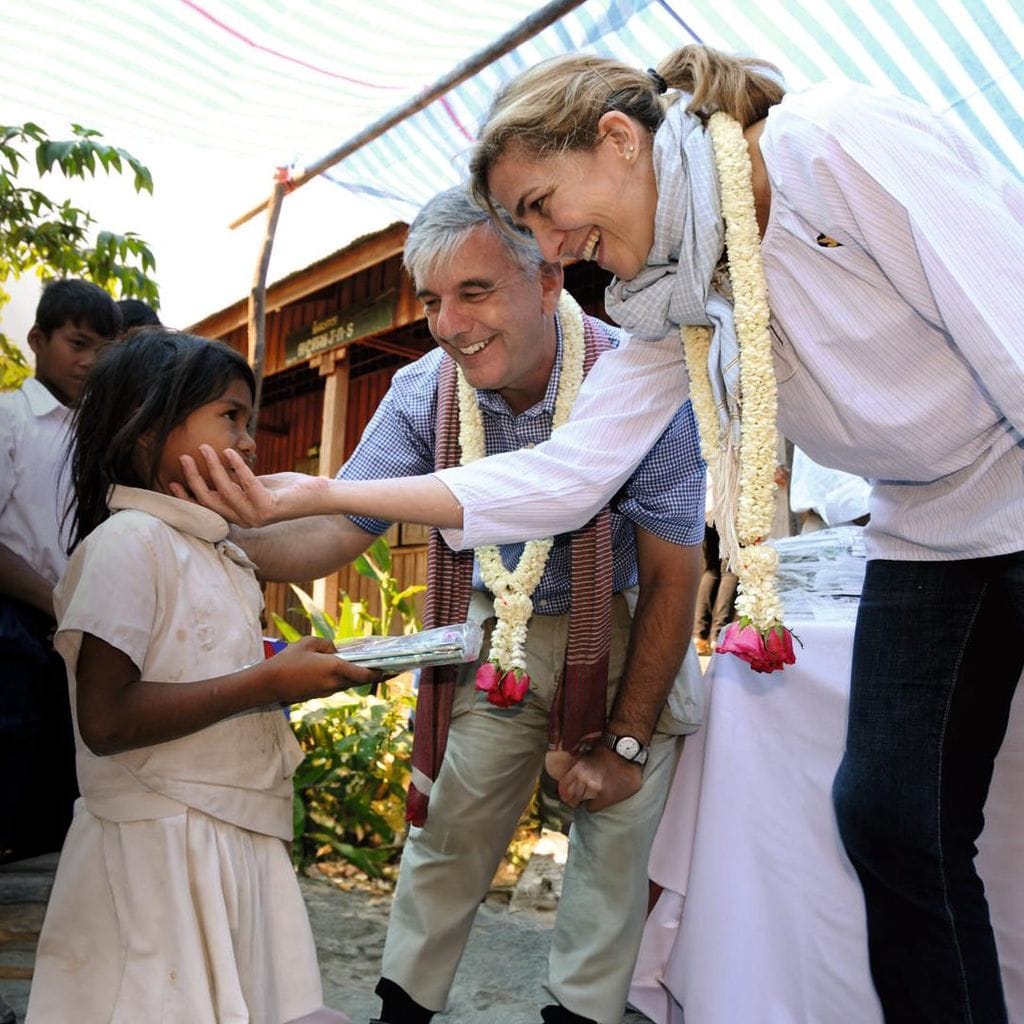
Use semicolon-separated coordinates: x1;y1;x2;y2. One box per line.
277;535;422;877
0;333;30;391
355;534;392;576
289;688;414;877
350;535;424;636
288;582;336;640
270;614;303;642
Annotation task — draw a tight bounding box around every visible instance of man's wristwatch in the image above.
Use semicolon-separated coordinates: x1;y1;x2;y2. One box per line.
601;731;649;766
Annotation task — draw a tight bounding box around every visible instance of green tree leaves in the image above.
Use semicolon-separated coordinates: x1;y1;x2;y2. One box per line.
0;121;160;389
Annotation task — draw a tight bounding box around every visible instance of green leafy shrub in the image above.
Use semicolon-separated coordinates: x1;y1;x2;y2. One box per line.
271;536;425;645
353;535;424;636
0;335;30;391
289;687;414;877
273;535;422;876
271;583;372;645
277;536;555;886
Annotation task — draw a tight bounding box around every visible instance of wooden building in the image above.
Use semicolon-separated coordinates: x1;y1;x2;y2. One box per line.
190;221;611;636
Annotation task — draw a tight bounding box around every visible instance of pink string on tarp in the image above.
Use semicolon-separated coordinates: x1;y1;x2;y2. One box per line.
439;96;474;142
274;166;295;192
178;0;405;89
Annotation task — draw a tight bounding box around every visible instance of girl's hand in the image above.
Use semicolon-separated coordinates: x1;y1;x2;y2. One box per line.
265;635;380;702
173;445;330;526
76;633;381;755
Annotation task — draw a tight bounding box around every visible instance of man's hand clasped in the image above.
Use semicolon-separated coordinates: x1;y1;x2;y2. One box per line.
545;745;643;813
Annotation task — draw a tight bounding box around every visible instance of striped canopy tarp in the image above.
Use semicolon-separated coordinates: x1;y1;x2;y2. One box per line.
1;0;1021;325
330;0;1024;222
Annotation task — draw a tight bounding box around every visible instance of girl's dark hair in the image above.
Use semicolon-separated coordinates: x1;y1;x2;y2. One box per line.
65;328;255;549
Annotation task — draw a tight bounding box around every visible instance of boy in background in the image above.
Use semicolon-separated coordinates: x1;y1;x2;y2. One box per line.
0;279;121;863
116;297;161;331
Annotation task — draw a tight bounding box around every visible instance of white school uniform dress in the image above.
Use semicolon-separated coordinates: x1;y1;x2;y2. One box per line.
26;486;336;1024
0;376;73;586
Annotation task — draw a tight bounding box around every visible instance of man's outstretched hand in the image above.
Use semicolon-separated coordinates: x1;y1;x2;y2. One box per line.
171;444;328;527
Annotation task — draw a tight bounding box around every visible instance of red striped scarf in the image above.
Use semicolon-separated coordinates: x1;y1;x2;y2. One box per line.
406;311;613;826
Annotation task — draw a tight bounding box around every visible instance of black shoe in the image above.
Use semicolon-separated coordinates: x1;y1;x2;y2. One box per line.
373;977;435;1024
540;1005;597;1024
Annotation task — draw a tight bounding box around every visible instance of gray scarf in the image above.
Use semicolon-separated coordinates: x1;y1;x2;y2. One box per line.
603;101;741;451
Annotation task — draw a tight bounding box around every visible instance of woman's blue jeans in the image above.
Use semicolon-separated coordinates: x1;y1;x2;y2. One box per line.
833;553;1023;1023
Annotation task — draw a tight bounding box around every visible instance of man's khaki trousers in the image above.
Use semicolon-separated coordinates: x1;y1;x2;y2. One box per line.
380;595;684;1023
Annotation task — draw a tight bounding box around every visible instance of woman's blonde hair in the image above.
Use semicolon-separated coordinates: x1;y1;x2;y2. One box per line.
469;44;785;213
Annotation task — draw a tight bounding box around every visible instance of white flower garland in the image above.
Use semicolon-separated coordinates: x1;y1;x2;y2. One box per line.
458;291;586;673
682;111;784;634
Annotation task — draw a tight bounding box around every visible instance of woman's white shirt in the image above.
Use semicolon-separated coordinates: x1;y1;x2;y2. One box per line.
437;81;1024;562
436;328;688;548
760;81;1024;559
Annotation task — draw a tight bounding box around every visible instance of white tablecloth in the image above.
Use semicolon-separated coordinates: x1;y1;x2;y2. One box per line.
629;621;1023;1024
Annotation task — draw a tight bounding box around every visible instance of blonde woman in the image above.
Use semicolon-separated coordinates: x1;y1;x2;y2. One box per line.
466;46;1024;1024
184;45;1023;1024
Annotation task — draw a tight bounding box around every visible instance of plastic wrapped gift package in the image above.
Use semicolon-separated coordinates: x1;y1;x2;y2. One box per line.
333;620;484;673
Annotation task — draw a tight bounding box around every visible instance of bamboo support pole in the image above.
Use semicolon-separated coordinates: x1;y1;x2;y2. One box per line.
240;0;587;431
230;0;587;230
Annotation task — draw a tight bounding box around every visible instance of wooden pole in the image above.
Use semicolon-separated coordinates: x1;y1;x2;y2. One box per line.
311;348;350;620
247;173;286;428
229;0;588;229
239;0;587;442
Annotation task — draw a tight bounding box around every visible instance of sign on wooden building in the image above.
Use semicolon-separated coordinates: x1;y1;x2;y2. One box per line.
285;290;397;366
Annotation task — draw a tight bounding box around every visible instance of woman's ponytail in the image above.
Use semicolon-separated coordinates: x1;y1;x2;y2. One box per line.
657;44;785;127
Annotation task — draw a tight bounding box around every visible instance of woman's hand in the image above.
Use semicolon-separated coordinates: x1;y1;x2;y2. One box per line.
265;635;380;703
172;445;330;527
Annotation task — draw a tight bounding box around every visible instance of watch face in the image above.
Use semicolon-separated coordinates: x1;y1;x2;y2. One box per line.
615;736;642;761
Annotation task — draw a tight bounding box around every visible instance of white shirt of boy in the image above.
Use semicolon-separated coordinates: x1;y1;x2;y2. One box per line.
0;376;73;586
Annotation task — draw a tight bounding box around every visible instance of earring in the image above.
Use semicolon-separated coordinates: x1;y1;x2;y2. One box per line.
626;145;635;160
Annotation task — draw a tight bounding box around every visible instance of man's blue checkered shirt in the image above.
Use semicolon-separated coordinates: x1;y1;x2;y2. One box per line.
339;313;706;616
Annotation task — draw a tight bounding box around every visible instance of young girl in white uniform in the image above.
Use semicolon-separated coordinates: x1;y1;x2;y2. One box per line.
26;329;376;1024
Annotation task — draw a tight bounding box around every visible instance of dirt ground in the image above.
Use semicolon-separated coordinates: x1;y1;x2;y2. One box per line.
1;840;656;1024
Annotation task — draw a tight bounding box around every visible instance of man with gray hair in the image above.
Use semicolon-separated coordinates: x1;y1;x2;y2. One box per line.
363;185;705;1024
220;185;706;1024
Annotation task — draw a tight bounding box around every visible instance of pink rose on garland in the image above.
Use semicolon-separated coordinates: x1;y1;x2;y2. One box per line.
498;669;529;706
475;662;500;694
475;663;530;707
717;622;798;673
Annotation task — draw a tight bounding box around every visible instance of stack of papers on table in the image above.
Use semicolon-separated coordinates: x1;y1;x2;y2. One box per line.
769;526;866;622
